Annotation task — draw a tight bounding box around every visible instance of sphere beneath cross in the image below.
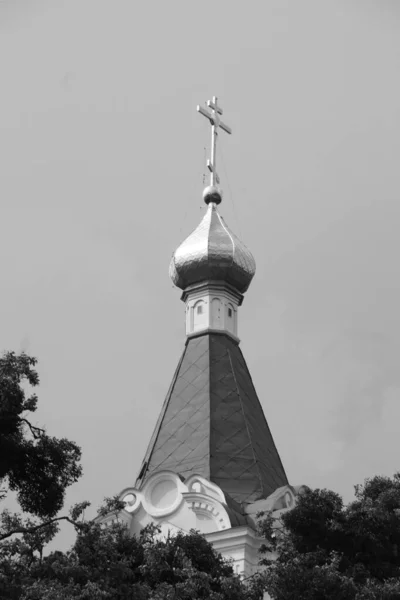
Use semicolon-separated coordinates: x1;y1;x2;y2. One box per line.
203;185;222;205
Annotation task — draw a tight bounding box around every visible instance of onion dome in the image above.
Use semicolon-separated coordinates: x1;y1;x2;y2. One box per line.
169;187;256;294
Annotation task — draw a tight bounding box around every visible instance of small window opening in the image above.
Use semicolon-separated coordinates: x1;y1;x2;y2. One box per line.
228;308;233;318
197;305;203;315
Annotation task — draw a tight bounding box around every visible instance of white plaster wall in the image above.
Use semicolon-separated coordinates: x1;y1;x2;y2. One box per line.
193;299;207;332
211;297;222;329
184;286;239;337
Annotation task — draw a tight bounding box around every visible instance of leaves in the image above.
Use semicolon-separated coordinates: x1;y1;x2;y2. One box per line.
255;474;400;599
97;496;126;518
70;502;91;523
9;522;251;599
0;350;83;520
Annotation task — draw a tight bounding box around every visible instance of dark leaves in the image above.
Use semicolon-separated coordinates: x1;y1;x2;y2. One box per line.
256;474;400;599
0;351;82;519
13;522;251;599
8;436;82;519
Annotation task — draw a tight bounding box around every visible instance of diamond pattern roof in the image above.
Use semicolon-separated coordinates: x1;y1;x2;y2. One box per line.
136;333;288;505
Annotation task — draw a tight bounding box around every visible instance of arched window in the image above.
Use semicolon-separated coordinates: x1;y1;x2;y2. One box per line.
226;303;235;333
193;300;207;331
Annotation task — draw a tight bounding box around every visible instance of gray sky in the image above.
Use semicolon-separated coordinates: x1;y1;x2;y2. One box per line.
1;0;400;550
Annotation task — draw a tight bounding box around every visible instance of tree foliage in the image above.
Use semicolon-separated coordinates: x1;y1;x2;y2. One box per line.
1;520;252;600
0;347;85;594
254;474;400;599
0;351;82;521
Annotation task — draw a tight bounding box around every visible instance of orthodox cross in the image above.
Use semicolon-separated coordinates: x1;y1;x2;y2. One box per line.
197;96;232;187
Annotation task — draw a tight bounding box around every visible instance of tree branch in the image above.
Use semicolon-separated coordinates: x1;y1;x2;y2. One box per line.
0;515;82;542
19;418;45;439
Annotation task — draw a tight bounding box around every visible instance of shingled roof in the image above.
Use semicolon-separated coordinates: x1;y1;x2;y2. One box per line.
136;332;288;505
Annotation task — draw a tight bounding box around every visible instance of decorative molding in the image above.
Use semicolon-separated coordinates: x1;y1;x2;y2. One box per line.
181;280;244;306
119;471;187;519
185;474;227;503
183;492;231;531
186;327;240;344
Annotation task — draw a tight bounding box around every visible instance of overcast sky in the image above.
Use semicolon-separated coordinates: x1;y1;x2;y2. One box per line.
1;0;400;550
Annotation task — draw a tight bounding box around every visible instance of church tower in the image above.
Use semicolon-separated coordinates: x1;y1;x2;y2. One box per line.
99;98;308;578
136;96;288;505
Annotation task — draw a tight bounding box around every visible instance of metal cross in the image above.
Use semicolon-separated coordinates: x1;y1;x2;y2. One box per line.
197;96;232;187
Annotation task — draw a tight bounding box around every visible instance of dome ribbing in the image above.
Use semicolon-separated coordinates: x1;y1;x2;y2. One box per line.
169;201;256;294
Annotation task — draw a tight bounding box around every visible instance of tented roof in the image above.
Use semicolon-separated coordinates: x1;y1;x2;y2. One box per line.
136;332;288;505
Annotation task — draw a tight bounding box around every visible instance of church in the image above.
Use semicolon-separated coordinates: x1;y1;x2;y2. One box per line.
98;97;308;578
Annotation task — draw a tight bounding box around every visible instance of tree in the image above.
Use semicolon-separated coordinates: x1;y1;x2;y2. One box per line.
253;474;400;599
2;516;252;599
0;351;82;523
0;350;85;598
0;350;82;539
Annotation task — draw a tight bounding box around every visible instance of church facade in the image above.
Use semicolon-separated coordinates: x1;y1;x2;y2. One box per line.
98;97;308;580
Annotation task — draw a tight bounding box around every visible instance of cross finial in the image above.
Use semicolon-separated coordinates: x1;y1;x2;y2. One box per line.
197;96;232;188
